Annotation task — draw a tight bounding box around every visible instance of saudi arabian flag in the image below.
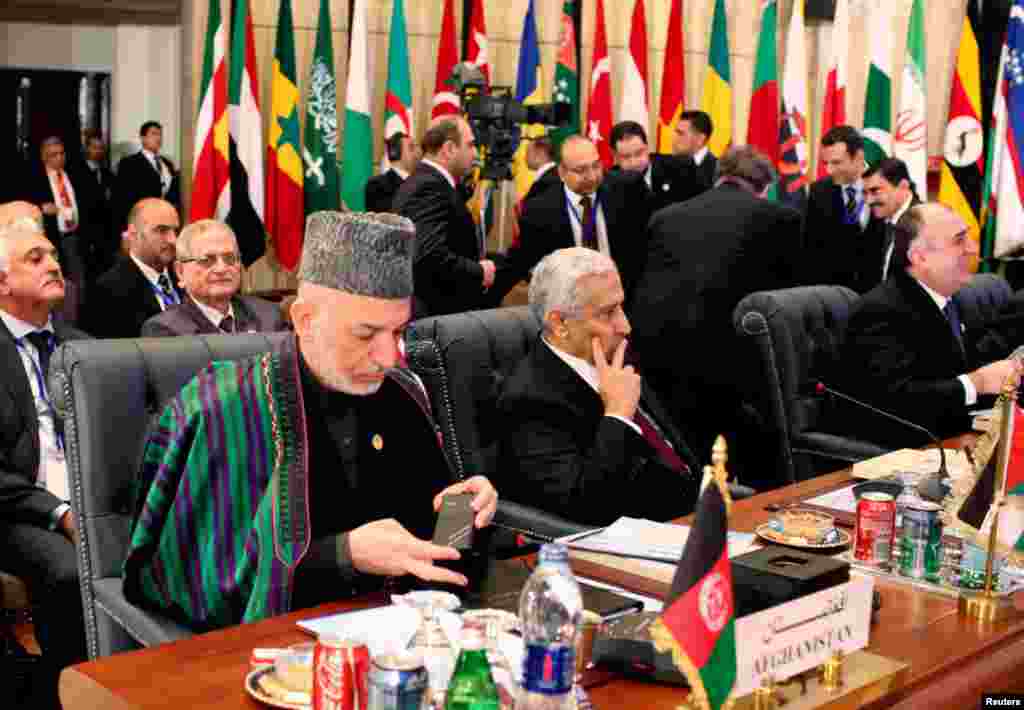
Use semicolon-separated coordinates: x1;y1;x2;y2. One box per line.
894;0;927;193
549;0;579;150
701;0;732;158
862;5;893;166
340;0;373;212
304;0;340;212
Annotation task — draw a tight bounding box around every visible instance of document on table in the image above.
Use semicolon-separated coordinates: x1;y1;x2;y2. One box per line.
851;447;971;481
559;516;758;563
803;483;860;514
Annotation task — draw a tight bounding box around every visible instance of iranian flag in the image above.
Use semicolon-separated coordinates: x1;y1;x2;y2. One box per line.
746;0;779;201
431;0;460;119
226;0;265;267
652;472;736;710
817;0;848;179
618;0;649;134
190;0;229;222
384;0;413;143
894;0;927;194
587;0;613;168
656;0;685;153
549;0;580;150
700;0;732;158
862;4;893;166
465;0;490;87
340;0;373;212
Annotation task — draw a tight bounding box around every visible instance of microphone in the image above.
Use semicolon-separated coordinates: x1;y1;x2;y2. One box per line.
813;382;948;502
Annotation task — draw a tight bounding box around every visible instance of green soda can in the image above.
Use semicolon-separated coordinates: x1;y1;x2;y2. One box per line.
899;500;943;582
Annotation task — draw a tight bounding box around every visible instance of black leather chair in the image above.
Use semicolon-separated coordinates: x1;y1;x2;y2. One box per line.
51;333;290;658
734;285;886;487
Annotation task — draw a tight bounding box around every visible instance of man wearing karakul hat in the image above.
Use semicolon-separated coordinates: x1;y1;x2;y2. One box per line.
124;211;498;629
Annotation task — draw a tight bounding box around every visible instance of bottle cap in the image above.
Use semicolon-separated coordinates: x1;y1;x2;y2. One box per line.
538;543;570;566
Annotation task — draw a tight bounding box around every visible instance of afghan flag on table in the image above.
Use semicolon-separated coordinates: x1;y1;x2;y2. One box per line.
651;471;736;710
746;0;779;201
700;0;732;158
656;0;685;153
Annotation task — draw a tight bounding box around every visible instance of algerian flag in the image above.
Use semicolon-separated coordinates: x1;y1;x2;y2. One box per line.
894;0;927;192
303;0;340;213
862;3;893;166
340;0;373;212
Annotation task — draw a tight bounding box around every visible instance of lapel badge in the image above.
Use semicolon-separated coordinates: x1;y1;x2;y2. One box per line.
662;183;670;191
372;434;384;451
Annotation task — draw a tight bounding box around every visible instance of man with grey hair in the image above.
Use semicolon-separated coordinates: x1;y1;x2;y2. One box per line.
837;203;1021;448
497;247;698;526
141;220;285;336
124;211;498;629
0;215;89;707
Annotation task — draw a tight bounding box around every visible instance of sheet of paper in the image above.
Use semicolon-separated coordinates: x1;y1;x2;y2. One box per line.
851;448;970;481
804;483;860;514
559;517;757;562
297;604;420;655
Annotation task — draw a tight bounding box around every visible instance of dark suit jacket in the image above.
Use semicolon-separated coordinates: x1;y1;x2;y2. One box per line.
140;295;287;337
497;339;699;526
645;153;705;215
694;152;718;191
393;162;485;317
86;255;181;339
492;171;652;301
23;165;91;252
0;317;88;527
523;165;562;203
363;169;404;213
114;151;181;229
836;271;1008;448
75;161;118;269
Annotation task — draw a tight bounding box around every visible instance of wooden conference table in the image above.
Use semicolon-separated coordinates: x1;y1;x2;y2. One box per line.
60;468;1024;710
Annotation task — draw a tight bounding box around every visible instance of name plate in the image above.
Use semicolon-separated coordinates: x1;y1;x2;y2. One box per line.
733;572;874;697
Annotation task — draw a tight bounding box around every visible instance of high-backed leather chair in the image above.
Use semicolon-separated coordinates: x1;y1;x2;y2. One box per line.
956;273;1014;327
51;333;289;658
734;285;886;486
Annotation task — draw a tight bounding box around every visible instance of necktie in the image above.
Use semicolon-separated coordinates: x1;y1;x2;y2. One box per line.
844;186;858;224
56;171;72;208
25;330;62;439
633;407;690;475
157;273;178;304
882;224;896;280
943;300;965;354
579;195;597;250
220;315;235;333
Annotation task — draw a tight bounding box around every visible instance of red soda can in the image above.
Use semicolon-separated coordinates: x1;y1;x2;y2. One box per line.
313;634;370;710
854;492;896;566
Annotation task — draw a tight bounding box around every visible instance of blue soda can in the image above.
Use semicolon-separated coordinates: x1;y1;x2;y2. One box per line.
899;500;943;582
367;652;429;710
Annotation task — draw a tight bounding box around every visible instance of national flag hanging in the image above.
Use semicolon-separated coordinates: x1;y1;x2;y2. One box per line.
340;0;373;212
191;0;230;223
384;0;414;143
431;0;460;119
893;0;927;195
304;0;341;214
862;5;893;166
651;470;737;710
657;0;685;153
512;0;546;201
701;0;732;158
465;0;491;87
778;0;809;210
619;0;649;134
980;40;1007;269
746;0;779;201
817;0;848;179
227;0;265;267
266;0;304;271
550;0;580;150
939;0;985;253
587;0;614;168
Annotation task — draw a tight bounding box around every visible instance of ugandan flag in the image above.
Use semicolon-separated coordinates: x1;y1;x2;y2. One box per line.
651;472;736;710
938;0;985;253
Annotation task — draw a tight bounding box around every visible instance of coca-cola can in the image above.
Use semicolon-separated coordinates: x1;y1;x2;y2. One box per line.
854;492;896;567
313;634;370;710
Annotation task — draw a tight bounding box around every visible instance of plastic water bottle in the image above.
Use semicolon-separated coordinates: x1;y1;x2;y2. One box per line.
516;543;583;710
444;625;499;710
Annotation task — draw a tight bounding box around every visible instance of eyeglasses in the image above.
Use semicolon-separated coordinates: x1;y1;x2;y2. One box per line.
177;252;241;268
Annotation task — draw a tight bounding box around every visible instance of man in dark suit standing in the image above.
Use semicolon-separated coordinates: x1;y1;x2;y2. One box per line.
393;116;495;317
610;120;704;215
0;216;88;708
672;110;717;191
629;146;803;487
523;136;560;203
864;158;921;286
142;220;286;337
364;132;420;213
838;203;1020;448
86;197;182;338
77;130;117;279
498;247;698;526
491;135;651;302
114;121;180;232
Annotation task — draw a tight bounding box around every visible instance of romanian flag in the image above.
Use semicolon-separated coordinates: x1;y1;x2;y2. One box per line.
190;0;230;222
657;0;685;153
652;470;736;710
512;0;545;201
701;0;732;158
746;0;779;200
939;0;985;253
266;0;303;271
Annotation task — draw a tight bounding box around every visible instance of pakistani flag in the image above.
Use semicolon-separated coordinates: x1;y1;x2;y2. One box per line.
340;0;373;212
549;0;579;150
862;5;893;166
304;0;340;213
894;0;927;193
651;471;736;710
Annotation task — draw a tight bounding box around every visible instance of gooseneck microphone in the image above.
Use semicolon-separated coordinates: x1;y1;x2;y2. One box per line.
813;382;948;502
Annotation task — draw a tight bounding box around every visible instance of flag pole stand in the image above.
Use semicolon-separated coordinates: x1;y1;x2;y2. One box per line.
958;496;1015;623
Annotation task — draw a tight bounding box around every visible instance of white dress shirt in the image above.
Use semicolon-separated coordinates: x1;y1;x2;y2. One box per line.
693;146;710;166
912;277;977;406
46;167;79;233
392;166;409;181
0;310;67;502
535;162;556;182
562;185;610;257
421;158;456;190
193;298;236;331
130;254;175;311
142;148;172;197
882;194;915;280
